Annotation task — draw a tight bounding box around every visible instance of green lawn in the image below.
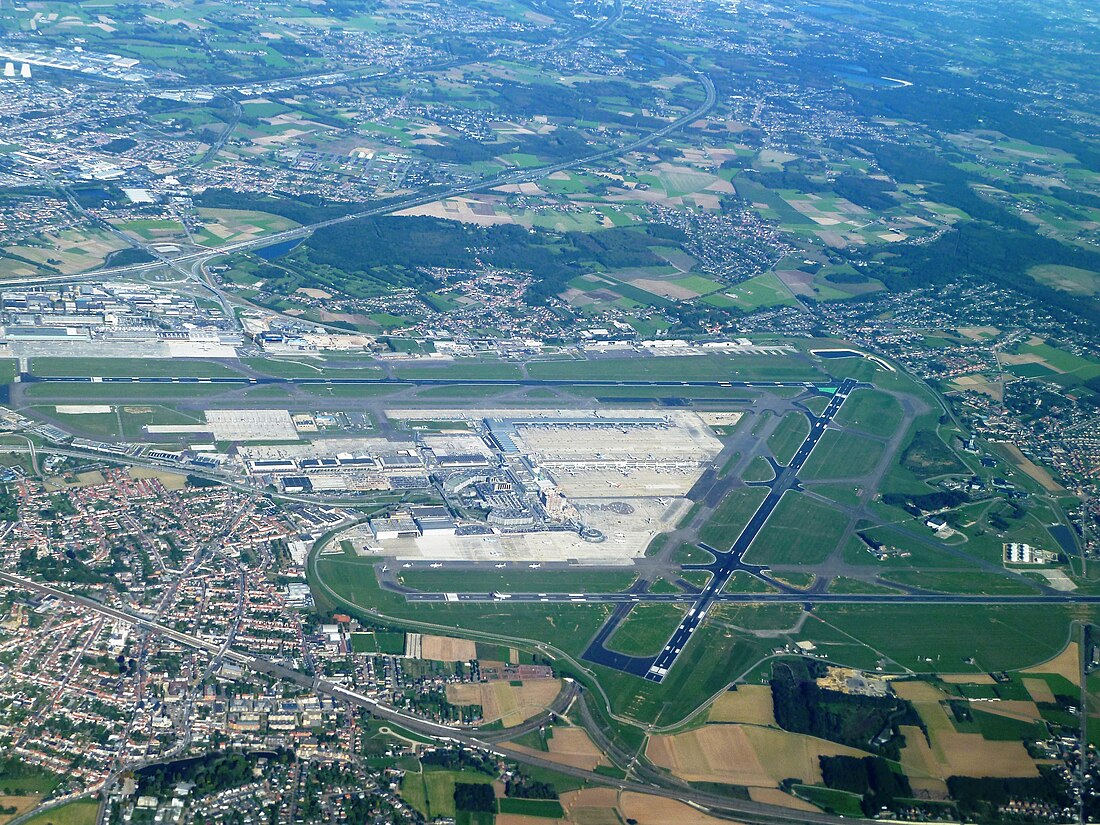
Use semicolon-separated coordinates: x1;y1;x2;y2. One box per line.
880;570;1035;596
745;492;848;566
526;354;823;382
394;361;524;381
801;430;886;480
350;630;406;654
835;389;905;438
23;383;229;402
313;556;612;660
742;455;775;482
398;569;637;594
723;271;798;310
30;357;242;378
606;604;687;656
698;488;769;548
767;411;810;465
242;357;383;379
808;604;1090;673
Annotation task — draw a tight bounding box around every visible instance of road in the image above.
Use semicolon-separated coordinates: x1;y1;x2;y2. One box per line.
0;569;853;825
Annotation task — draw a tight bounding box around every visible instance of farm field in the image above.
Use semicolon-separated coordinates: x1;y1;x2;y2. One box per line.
445;679;562;727
647;723;869;787
400;768;494;819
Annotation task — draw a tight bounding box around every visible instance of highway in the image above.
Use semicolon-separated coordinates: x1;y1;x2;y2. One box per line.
9;39;716;296
0;569;856;825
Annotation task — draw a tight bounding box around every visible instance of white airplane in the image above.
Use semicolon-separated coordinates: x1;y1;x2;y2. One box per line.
402;563;412;568
429;562;443;568
495;563;507;569
529;563;541;569
381;565;389;573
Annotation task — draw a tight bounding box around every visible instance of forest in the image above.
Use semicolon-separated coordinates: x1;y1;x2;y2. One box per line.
770;659;922;759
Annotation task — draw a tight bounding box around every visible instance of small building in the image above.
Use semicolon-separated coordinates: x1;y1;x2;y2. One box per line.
1003;543;1049;565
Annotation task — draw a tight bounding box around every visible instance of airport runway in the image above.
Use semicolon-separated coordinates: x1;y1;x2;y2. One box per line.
575;378;861;681
406;590;1100;606
371;379;866;682
21;374;835;390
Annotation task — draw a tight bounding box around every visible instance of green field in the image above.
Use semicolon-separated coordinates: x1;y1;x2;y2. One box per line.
606;604;687;656
37;408;120;439
30;357;242;378
526;354;823;382
587;622;774;725
350;629;406;654
394;361;524;381
835;389;905;438
0;762;61;795
401;768;494;819
767;411;810;465
1015;341;1100;382
801;430;886;480
398;569;637;594
742;455;775;482
745;493;849;566
793;785;864;817
23;383;230;402
313;556;612;659
971;708;1046;741
242;357;384;379
497;798;565;818
19;800;99;825
698;488;769;548
808;604;1087;673
723;271;798;310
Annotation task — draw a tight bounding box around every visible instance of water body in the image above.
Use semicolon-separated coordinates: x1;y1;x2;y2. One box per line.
837;71;902;88
829;62;905;87
253;238;303;260
812;349;864;359
1050;524;1079;556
